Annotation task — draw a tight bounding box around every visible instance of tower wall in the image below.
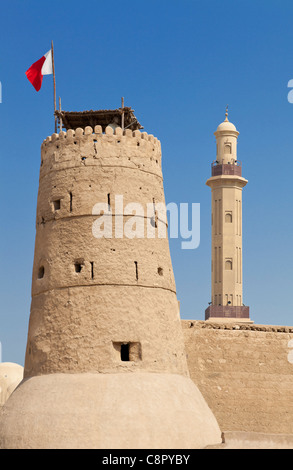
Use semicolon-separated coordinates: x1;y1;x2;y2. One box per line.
25;126;188;377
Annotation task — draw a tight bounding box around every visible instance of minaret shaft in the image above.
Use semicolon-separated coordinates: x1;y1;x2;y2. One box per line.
211;181;244;307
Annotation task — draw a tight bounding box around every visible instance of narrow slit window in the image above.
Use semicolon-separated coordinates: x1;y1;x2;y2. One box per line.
90;261;94;279
107;193;111;208
69;192;73;212
134;261;138;280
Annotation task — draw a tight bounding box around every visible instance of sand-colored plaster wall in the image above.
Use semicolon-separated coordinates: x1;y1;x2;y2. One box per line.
182;320;293;434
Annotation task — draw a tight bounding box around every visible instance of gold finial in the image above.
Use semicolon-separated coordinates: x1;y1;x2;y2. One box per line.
225;105;229;121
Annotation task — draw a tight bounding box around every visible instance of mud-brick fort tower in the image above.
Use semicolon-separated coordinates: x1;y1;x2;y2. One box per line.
205;110;251;322
0;106;221;449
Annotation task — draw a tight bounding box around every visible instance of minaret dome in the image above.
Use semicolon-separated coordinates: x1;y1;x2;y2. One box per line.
214;108;239;165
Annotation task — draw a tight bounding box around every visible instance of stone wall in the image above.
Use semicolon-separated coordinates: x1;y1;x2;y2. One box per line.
182;320;293;434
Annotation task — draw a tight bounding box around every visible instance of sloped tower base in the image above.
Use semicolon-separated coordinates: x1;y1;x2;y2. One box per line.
0;372;221;449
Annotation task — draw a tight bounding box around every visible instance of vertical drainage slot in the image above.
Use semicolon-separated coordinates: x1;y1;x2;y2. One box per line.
134;261;138;280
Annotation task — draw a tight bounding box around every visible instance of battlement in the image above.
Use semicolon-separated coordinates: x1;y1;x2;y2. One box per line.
42;126;160;147
40;126;162;179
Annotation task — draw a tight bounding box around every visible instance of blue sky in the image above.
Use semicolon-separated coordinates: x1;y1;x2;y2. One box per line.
1;0;293;365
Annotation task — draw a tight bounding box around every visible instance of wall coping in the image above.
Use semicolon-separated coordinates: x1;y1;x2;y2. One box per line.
182;319;293;333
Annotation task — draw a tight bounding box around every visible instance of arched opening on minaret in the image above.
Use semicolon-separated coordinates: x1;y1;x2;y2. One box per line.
225;259;233;270
225;212;232;223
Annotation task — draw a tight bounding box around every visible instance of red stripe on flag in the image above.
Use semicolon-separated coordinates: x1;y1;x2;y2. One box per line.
25;56;46;92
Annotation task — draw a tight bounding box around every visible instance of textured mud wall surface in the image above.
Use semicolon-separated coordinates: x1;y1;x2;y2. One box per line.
183;320;293;434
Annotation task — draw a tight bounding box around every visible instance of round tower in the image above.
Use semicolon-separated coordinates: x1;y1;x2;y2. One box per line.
0;114;221;449
205;109;252;322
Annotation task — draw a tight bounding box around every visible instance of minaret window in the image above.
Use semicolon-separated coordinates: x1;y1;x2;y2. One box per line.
225;211;232;223
225;259;233;270
224;143;231;154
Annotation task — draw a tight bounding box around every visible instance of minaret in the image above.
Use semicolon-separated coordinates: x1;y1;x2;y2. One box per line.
0;107;221;449
205;108;252;322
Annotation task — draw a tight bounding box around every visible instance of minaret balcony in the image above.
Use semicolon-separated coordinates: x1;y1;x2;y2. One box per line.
211;160;242;177
205;304;250;320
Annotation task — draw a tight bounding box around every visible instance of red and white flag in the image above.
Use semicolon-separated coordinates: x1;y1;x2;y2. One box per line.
25;49;53;92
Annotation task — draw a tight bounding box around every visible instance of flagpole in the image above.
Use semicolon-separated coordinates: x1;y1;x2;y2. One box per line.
51;40;57;133
121;97;125;130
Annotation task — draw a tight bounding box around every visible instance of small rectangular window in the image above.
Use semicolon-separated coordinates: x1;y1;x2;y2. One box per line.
113;342;142;362
38;266;45;279
74;260;84;273
121;343;129;361
53;199;61;211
